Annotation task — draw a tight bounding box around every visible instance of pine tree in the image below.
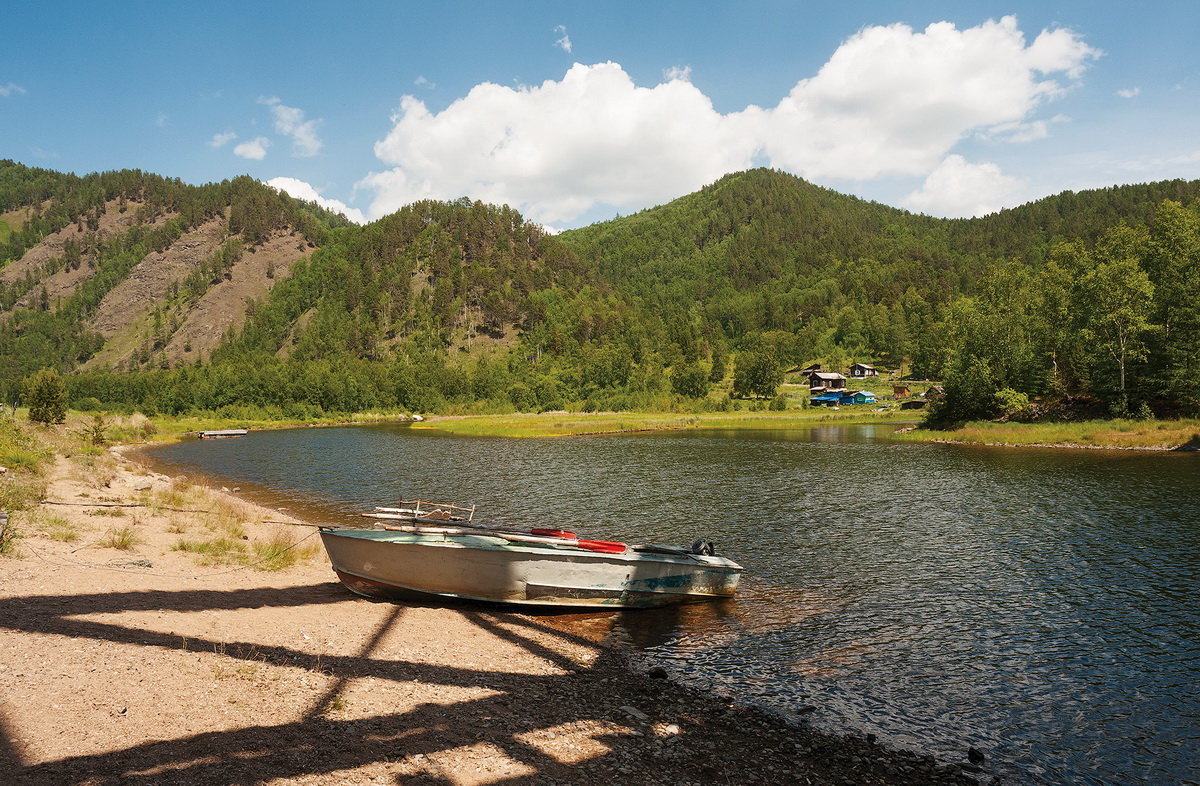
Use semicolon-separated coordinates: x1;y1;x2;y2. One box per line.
24;367;68;424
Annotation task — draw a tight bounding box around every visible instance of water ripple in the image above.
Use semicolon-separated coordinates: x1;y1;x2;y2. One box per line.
147;424;1200;784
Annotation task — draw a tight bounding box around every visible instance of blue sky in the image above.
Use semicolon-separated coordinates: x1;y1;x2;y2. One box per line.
2;1;1198;228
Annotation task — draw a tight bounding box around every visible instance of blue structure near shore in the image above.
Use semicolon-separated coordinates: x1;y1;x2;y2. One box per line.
811;390;878;406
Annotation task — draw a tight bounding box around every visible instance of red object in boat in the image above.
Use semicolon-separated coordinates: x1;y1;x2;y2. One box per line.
577;539;628;554
531;528;577;539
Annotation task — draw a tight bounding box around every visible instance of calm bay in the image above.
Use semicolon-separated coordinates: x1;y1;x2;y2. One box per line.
145;423;1200;784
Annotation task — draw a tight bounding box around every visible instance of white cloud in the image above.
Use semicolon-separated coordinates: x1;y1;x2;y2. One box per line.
361;63;753;223
1;81;27;97
745;17;1099;180
663;65;692;82
1116;87;1140;99
209;131;237;148
414;75;435;89
233;137;270;160
361;16;1098;224
902;155;1025;217
554;25;572;54
258;96;323;157
1116;148;1200;173
155;112;169;128
266;177;367;224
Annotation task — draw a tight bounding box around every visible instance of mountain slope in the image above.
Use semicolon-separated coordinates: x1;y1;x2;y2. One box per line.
3;161;1198;416
0;162;348;379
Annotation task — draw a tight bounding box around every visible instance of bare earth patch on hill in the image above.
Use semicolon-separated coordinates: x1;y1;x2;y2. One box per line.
12;262;98;311
0;199;154;288
88;218;228;339
81;219;229;370
164;230;311;363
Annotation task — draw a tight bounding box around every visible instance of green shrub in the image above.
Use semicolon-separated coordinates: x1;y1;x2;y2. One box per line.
23;368;68;425
994;388;1031;420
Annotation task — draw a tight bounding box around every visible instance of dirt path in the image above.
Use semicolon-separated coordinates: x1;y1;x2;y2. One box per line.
1;446;977;785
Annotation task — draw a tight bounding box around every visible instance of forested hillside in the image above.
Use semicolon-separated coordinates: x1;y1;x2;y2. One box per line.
562;169;1200;418
0;162;350;385
3;161;1198;420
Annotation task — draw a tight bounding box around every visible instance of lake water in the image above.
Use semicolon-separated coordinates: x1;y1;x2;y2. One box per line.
145;423;1200;784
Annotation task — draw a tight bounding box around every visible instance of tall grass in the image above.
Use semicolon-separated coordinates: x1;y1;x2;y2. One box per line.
100;525;141;550
173;536;247;565
0;513;18;556
35;513;80;542
899;418;1200;450
415;408;913;438
250;528;319;571
173;528;317;571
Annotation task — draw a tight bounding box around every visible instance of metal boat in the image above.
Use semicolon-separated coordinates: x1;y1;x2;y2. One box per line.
319;515;742;609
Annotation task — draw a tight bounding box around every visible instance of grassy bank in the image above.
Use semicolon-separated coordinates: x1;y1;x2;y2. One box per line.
412;408;914;438
0;409;329;563
897;418;1200;451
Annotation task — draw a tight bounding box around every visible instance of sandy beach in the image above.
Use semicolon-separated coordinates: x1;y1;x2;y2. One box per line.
1;437;977;785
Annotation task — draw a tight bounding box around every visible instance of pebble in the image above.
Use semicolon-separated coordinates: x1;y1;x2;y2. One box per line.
620;705;649;721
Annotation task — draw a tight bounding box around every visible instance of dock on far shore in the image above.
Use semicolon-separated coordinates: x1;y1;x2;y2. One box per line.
197;429;249;439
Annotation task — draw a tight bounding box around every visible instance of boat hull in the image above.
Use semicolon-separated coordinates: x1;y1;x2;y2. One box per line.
320;528;741;609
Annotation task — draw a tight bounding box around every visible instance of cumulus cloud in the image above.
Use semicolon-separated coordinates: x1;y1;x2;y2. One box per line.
233;137;270;160
745;17;1099;180
414;75;435;89
361;63;753;223
1;81;27;97
902;155;1024;217
361;16;1098;224
1116;87;1140;99
663;65;692;82
266;177;367;224
209;131;237;148
259;96;323;157
554;25;572;53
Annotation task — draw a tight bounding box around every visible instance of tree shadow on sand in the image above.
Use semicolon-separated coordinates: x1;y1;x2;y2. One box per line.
0;581;711;785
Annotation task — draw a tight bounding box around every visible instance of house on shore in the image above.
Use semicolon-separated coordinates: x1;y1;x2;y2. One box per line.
808;372;847;393
893;384;911;399
849;363;879;378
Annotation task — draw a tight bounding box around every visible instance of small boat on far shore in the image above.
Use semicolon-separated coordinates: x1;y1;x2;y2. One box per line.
319;502;742;609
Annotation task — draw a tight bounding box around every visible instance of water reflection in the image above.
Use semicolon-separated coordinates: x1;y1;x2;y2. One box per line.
145;423;1200;785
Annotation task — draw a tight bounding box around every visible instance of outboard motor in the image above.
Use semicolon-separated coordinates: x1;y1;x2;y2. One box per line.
689;540;715;556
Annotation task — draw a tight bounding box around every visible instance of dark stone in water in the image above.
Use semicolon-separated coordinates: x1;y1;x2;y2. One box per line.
648;665;668;679
967;746;986;764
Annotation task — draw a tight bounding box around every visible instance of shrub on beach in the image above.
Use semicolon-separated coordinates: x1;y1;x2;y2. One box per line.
23;368;68;425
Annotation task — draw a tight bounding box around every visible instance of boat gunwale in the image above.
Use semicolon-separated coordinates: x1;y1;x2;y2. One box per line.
319;527;743;571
